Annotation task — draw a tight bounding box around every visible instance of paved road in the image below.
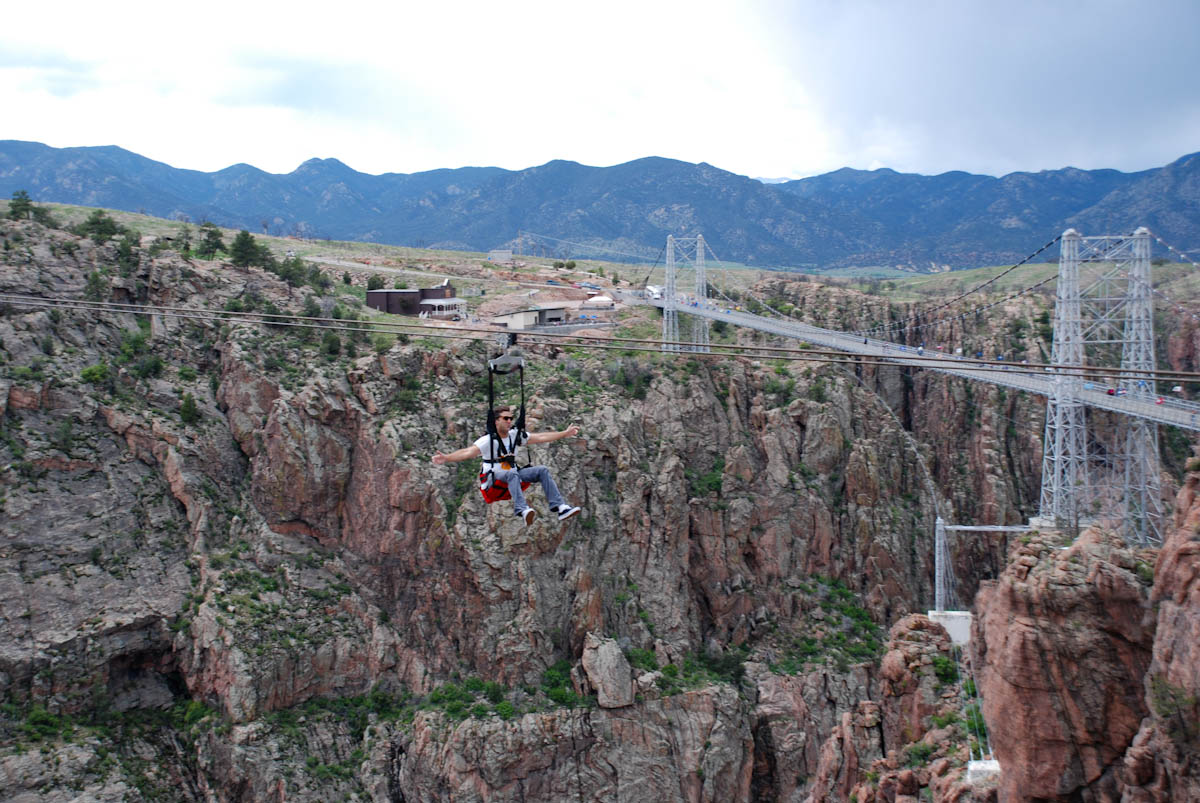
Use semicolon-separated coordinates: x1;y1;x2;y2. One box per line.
636;297;1200;432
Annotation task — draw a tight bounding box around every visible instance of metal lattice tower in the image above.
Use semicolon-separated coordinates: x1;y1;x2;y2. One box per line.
693;234;709;352
662;235;681;352
1039;227;1164;544
660;234;711;353
1119;228;1163;544
1040;229;1089;529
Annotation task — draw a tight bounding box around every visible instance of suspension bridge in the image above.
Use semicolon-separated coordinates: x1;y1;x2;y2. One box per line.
628;226;1199;779
630;228;1200;546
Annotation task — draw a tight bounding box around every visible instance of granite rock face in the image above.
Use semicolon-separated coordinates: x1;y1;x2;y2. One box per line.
1116;470;1200;802
2;217;1197;801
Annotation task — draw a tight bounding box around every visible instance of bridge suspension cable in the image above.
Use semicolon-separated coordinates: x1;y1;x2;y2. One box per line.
845;234;1064;337
515;231;660;264
691;236;1062;349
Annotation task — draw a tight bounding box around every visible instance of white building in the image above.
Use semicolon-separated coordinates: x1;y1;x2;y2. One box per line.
491;305;569;330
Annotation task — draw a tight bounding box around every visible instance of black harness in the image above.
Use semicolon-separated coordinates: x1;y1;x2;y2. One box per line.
483;351;530;489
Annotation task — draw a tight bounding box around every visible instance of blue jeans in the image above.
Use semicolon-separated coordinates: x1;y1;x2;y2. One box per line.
492;465;566;513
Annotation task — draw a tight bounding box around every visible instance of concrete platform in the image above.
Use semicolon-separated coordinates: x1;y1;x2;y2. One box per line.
967;759;1000;784
927;610;972;646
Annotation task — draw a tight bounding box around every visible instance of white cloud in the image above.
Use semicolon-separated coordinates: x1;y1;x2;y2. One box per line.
1;0;1197;178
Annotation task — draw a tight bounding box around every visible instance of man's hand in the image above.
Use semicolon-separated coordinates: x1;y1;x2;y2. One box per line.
563;424;579;438
431;452;447;465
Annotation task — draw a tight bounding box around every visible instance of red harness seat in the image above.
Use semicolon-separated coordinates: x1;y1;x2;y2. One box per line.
479;472;531;504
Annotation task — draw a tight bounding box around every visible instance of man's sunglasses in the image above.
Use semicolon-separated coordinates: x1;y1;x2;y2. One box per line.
498;415;514;421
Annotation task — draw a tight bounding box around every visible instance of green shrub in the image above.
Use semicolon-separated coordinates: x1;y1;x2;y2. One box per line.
84;270;107;301
541;660;581;708
494;701;515;719
20;705;73;742
931;655;958;684
132;355;164;379
931;711;960;729
321;331;341;356
627;647;658;672
807;376;828;403
51;420;74;453
686;456;725;497
118;330;148;362
964;703;987;739
905;741;935;767
80;363;110;385
367;274;385;291
694;649;746;685
11;365;43;382
182;700;213;726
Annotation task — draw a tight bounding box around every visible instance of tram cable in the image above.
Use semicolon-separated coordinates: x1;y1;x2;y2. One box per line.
7;291;1200;383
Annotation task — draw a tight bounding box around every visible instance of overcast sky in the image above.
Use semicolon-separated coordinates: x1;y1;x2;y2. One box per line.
2;0;1197;180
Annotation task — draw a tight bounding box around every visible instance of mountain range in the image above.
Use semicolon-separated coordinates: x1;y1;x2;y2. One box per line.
2;139;1197;270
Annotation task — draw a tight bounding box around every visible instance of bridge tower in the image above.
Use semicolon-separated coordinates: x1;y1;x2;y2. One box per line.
1038;227;1163;544
1040;229;1089;530
693;234;710;353
660;234;710;353
662;235;681;352
1119;228;1163;544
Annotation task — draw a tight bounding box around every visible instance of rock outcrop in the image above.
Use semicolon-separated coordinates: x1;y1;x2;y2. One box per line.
973;528;1157;801
1117;469;1200;801
580;633;634;708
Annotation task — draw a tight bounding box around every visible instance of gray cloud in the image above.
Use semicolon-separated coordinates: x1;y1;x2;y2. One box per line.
770;0;1200;175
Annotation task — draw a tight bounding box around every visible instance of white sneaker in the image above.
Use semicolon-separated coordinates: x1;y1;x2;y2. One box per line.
555;505;582;522
516;508;536;526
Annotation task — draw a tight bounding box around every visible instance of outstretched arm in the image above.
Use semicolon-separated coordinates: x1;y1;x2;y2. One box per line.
526;424;580;445
431;444;481;465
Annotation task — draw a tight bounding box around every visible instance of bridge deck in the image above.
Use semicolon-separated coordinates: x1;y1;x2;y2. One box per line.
638;298;1200;432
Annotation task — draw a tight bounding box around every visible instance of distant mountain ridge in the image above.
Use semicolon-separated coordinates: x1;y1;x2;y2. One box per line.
2;139;1197;269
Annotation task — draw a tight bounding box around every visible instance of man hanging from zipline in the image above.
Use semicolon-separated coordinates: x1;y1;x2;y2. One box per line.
431;405;582;526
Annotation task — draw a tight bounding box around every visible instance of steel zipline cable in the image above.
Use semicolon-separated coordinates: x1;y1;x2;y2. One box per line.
5;291;1200;385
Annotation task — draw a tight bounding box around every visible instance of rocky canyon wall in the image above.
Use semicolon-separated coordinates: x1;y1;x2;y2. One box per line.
1;217;1197;801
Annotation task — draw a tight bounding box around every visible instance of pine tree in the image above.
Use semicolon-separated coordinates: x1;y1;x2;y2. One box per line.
229;230;258;268
180;392;200;424
196;223;224;259
8;189;33;220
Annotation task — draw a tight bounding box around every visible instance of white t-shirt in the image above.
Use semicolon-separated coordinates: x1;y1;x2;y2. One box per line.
473;430;528;469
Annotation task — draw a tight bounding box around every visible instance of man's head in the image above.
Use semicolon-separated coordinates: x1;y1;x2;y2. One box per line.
493;405;515;435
